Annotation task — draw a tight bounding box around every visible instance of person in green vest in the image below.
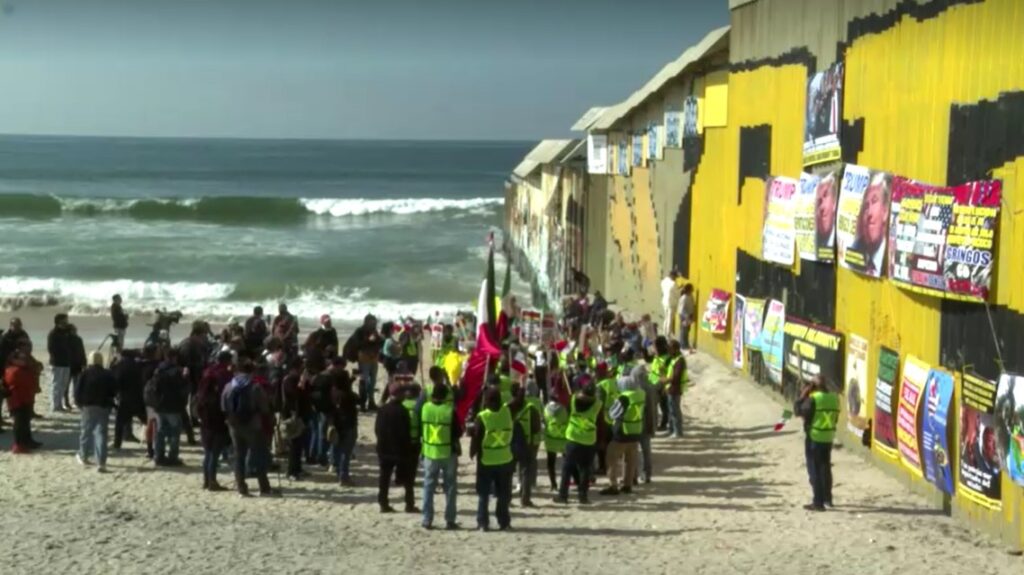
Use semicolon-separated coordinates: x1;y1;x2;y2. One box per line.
423;366;457;405
496;355;514;405
470;388;514;531
543;400;569;491
593;362;616;476
648;337;671;431
433;324;456;367
795;375;839;511
401;382;422;475
514;378;543;507
555;385;602;505
616;347;637;378
600;373;646;495
665;340;686;438
419;382;462;530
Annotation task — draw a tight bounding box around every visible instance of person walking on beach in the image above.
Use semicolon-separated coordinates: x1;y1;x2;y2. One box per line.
111;294;129;352
197;351;233;491
796;376;839;511
47;313;75;413
601;374;644;496
556;385;601;505
471;387;514;531
543;400;569;491
223;358;278;497
677;283;695;351
348;314;382;411
420;381;461;530
145;349;189;466
374;383;416;513
75;352;117;471
4;347;43;453
515;380;543;507
111;351;147;449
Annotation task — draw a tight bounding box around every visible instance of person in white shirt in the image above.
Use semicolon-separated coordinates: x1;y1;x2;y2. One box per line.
660;270;680;337
677;283;696;351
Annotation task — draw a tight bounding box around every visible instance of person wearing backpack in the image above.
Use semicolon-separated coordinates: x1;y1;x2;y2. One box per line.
146;349;189;466
600;374;645;496
222;358;278;497
197;351;233;491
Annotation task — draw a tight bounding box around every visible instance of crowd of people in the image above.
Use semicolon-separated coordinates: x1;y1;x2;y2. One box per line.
0;289;711;531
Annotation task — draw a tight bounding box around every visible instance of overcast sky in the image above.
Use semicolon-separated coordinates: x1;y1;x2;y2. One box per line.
0;0;728;140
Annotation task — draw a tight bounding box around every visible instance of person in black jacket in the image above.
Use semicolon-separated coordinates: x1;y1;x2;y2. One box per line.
47;313;75;413
375;382;416;513
330;366;359;486
111;294;129;352
146;348;189;466
111;350;147;450
75;352;118;472
66;324;87;411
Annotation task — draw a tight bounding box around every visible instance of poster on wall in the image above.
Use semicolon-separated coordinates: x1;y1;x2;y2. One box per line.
761;299;786;384
632;133;644;167
897;355;930;478
664;105;681;148
647;123;660;160
795;173;819;261
922;368;955;495
682;96;699;139
888;177;935;286
541;313;557;345
814;170;840;262
845;334;870;439
958;372;1002;510
587;134;608;174
700;288;731;335
944;179;1001;301
873;346;900;458
617;139;630;176
995;373;1024;487
837;164;892;277
743;298;767;352
520;309;542;346
732;295;746;369
803;61;843;167
762;176;798;266
782;317;843;389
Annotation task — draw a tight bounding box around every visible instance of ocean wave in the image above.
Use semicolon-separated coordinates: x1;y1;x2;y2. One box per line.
0;276;462;324
0;194;502;224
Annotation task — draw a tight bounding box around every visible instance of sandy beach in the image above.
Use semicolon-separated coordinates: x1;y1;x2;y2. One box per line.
0;309;1020;574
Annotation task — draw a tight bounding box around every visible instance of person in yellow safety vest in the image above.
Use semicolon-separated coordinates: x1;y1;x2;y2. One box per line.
419;382;463;530
555;385;602;505
470;388;514;531
795;376;839;512
496;355;514;405
665;340;687;438
648;337;672;431
600;374;646;495
543;400;569;491
593;362;616;475
513;379;543;507
433;324;457;368
615;347;637;378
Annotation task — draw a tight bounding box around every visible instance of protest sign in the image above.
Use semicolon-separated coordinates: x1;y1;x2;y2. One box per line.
587;134;608;174
732;295;746;369
958;372;1002;510
743;298;766;352
873;346;900;459
700;288;731;335
803;62;843;167
837;164;892;277
994;374;1024;488
897;355;930;477
762;300;786;384
664;104;681;148
922;368;954;494
845;334;869;439
782;317;843;389
762;176;797;266
795;173;818;261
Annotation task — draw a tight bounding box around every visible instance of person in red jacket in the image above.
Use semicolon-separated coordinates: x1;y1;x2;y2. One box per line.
4;347;43;453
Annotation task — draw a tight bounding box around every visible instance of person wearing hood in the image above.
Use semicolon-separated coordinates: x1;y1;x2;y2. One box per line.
4;347;43;453
197;351;234;491
222;358;277;497
145;348;189;466
67;324;87;411
600;373;645;495
374;381;416;513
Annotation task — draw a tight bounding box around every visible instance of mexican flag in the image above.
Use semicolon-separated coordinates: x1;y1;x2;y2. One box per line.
455;235;505;422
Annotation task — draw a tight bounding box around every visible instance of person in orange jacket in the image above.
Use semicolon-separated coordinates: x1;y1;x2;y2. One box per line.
4;346;43;453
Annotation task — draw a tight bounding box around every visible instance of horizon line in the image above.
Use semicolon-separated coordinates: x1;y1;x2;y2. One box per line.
0;131;543;145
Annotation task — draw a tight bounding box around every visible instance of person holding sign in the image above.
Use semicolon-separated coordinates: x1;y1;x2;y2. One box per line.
795;376;839;511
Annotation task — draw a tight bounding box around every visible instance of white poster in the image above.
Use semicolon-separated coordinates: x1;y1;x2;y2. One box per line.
762;176;798;266
796;172;819;261
587;134;608;174
845;333;870;439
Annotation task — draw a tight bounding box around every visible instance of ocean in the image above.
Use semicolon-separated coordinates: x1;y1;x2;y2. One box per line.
0;135;532;325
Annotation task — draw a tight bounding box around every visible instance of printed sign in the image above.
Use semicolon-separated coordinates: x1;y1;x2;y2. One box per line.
761;300;786;385
945;180;1001;301
732;295;746;369
814;170;840;262
587;134;608;174
541;313;557;345
995;374;1024;487
682;96;699;139
742;297;766;352
922;368;955;494
845;334;870;438
837;164;892;277
665;105;682;148
762;176;798;266
958;372;1002;510
897;355;930;477
873;346;900;458
803;61;843;167
795;173;819;261
520;309;542;346
782;317;843;389
700;288;731;335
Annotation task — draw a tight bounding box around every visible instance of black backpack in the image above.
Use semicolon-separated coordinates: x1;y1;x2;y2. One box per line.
224;382;255;424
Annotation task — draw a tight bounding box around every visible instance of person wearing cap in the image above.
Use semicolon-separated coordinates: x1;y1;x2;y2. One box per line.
374;381;417;513
555;384;602;505
420;380;462;530
470;387;514;531
795;376;839;511
601;372;645;496
514;378;543;507
110;294;128;353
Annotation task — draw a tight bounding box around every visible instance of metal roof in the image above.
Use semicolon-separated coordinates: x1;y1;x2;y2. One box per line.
570;106;608;131
559;139;588;164
527;139;578;164
728;0;758;9
511;158;540;181
590;25;730;131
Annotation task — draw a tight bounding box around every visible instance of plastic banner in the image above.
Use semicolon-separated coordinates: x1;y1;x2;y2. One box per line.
682;96;699;139
873;346;900;459
762;300;786;384
762;176;798;266
632;133;643;167
803;61;843;167
664;105;682;148
897;355;930;477
837;164;892;277
795;173;818;261
782;317;843;389
732;295;746;369
922;368;955;494
845;334;870;439
700;288;731;335
647;123;660;160
742;298;767;352
995;374;1024;487
958;372;1002;510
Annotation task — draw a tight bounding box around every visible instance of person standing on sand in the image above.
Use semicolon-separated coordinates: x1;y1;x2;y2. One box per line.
348;314;382;411
197;351;233;491
329;365;359;486
111;294;129;352
543;399;569;491
75;352;117;472
67;325;87;411
661;270;680;337
0;317;31;367
244;306;269;357
420;381;462;530
795;376;839;511
47;313;75;413
222;358;278;497
4;347;43;453
145;348;189;466
600;374;644;496
374;382;416;513
665;341;687;438
515;379;543;507
272;303;299;354
677;283;696;351
470;387;514;531
556;385;601;505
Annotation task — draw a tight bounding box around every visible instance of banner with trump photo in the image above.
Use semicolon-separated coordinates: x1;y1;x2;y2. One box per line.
782;317;843;390
762;176;798;266
837;164;892;277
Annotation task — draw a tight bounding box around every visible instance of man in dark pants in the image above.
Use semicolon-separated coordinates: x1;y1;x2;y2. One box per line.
222;359;278;497
374;383;416;513
470;387;514;531
556;385;602;505
111;350;147;449
795;376;839;511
